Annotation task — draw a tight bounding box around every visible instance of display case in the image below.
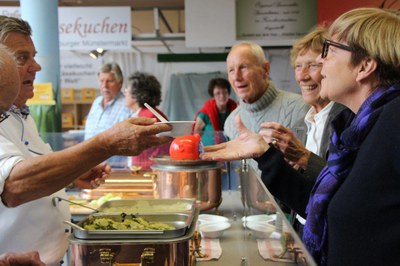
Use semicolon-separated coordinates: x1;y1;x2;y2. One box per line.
55;131;316;265
65;161;316;265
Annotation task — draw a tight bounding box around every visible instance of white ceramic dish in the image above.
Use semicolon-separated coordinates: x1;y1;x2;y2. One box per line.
199;221;231;239
156;121;195;137
242;214;276;227
246;222;276;239
198;214;229;224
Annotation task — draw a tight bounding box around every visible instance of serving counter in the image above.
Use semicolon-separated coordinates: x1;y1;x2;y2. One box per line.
67;159;316;266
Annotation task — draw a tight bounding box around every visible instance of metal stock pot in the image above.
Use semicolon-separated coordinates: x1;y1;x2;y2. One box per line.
149;156;223;211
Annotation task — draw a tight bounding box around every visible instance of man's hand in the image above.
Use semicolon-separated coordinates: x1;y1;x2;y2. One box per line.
73;162;111;189
200;115;270;161
0;251;45;266
98;117;173;157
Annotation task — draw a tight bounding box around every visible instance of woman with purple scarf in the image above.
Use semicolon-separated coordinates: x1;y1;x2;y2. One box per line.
200;7;400;266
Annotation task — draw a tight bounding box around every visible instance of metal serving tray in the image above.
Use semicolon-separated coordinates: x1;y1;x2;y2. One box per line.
74;213;192;240
98;198;195;214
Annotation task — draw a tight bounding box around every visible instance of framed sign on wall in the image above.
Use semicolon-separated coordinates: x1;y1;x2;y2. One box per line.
185;0;317;47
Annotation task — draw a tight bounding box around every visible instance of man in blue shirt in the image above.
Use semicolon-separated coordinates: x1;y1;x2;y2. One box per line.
84;63;132;168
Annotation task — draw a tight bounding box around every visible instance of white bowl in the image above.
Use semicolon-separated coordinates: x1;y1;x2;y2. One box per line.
242;214;276;227
156;121;195;137
199;222;231;239
246;222;276;239
198;214;229;225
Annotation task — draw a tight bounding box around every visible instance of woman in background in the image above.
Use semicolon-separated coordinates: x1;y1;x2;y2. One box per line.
125;72;168;121
124;72;170;169
193;78;237;145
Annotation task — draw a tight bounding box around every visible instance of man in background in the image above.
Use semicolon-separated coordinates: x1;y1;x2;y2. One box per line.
84;62;131;168
225;42;309;167
224;41;309;210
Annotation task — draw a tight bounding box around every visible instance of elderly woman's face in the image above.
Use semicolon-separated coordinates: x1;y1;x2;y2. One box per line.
319;38;359;109
123;86;138;112
213;86;230;107
294;49;327;110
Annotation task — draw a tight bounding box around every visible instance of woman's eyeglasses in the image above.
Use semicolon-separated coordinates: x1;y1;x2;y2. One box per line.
322;39;352;58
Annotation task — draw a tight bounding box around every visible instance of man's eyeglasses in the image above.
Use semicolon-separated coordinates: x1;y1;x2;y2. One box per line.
322;39;352;58
0;113;9;124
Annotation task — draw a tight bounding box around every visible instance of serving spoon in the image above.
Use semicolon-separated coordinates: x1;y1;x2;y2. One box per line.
52;196;99;213
144;103;169;123
64;220;86;231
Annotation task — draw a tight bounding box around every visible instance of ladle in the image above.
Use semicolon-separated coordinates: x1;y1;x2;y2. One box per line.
52;196;99;213
144;103;168;123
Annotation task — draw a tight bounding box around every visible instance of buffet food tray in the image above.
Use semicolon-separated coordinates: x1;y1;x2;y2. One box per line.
98;198;195;214
74;213;193;240
68;210;199;266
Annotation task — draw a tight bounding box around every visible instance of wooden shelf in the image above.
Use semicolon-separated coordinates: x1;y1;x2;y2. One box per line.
61;100;93;131
61;88;98;131
62;100;94;105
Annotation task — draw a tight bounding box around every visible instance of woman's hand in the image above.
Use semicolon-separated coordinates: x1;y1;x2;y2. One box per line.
259;122;310;169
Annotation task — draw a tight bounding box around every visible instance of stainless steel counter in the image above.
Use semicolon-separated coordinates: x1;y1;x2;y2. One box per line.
197;161;316;266
198;191;308;266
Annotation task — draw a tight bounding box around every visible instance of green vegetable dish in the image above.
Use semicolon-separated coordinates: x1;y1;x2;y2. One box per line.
83;216;175;231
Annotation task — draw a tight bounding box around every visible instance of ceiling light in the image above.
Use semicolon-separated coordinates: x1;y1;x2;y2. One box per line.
89;50;98;59
89;48;107;59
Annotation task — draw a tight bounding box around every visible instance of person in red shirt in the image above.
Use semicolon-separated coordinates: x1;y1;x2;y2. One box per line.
193;78;237;145
124;72;170;169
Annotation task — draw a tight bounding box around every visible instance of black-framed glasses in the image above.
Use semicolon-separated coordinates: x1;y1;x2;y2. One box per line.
0;113;9;124
322;39;352;58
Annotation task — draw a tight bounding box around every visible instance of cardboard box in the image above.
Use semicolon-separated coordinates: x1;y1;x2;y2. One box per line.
62;113;74;127
61;88;75;101
81;88;96;101
82;116;87;127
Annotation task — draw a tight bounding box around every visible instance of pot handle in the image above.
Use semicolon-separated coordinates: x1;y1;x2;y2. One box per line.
112;248;155;266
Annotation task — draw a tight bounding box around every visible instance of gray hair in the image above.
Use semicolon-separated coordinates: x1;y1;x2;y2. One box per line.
98;62;124;84
127;71;162;107
229;42;267;65
0;43;15;65
0;43;19;113
0;16;32;43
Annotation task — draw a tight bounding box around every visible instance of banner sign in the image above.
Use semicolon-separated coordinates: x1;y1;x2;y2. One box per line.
60;51;102;89
0;6;132;50
59;7;131;50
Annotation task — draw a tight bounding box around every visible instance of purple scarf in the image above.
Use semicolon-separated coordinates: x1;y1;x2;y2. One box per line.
302;83;400;265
